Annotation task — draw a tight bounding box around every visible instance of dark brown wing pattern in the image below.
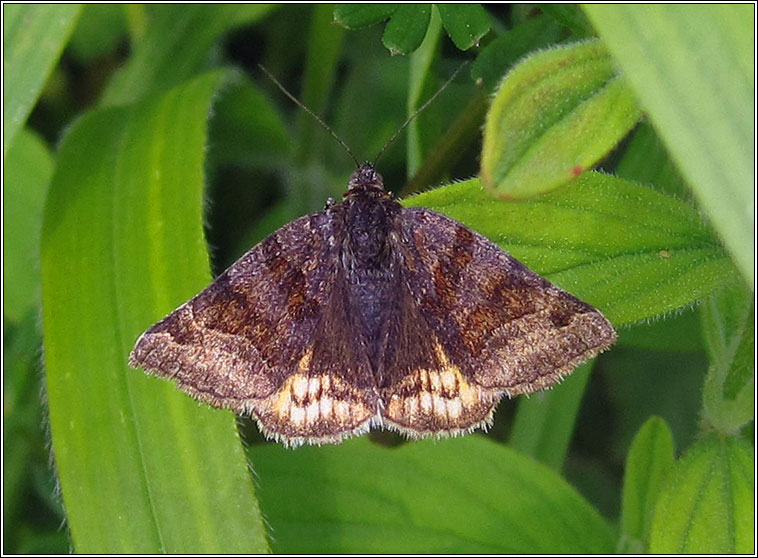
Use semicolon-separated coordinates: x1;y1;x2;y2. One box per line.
379;208;616;436
131;173;616;447
129;210;379;446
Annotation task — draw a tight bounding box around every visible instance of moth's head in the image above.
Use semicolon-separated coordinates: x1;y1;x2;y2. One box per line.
347;163;385;194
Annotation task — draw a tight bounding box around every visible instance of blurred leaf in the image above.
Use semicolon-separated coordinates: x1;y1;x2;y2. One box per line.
619;417;675;553
332;46;408;164
481;40;641;199
15;529;70;555
209;75;291;169
41;70;268;553
406;7;442;177
601;347;706;467
584;4;754;288
280;5;347;216
405;172;738;326
101;4;274;106
295;4;344;165
471;15;564;92
615;121;689;200
437;4;491;50
251;436;614;553
616;308;703;353
508;361;593;471
538;4;595;38
2;3;82;156
649;434;754;553
333;4;397;28
67;4;127;62
3;129;53;323
701;282;754;433
3;311;46;546
382;4;432;56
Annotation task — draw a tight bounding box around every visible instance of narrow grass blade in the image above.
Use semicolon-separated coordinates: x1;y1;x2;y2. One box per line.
619;417;675;553
2;4;81;156
41;70;268;553
508;361;593;471
3;129;53;322
101;4;274;106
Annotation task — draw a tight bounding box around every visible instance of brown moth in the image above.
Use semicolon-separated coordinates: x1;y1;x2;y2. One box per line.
130;162;616;447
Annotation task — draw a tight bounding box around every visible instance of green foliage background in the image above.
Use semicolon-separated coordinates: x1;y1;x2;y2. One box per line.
3;4;754;554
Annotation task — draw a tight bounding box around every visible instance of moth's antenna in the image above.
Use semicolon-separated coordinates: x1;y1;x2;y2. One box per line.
258;64;360;168
373;61;469;166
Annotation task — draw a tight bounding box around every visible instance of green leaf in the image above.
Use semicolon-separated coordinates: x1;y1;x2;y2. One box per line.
382;4;432;56
67;4;127;62
616;308;703;353
295;4;345;164
208;76;291;169
620;417;675;553
471;15;564;92
333;4;397;28
4;311;49;545
481;40;641;199
406;7;442;177
537;4;595;38
403;172;738;326
701;282;754;433
41;70;268;553
508;361;593;471
3;129;53;323
615;121;689;201
101;4;274;106
584;4;754;288
2;4;82;156
251;436;615;553
288;4;346;214
649;434;754;554
437;4;491;50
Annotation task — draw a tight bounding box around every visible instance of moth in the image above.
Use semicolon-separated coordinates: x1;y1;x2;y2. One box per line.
129;67;616;447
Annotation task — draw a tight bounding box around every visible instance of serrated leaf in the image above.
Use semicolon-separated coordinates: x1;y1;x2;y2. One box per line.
649;434;754;554
41;70;268;553
404;172;739;326
620;417;675;553
701;282;754;433
251;436;614;553
481;40;641;199
382;4;431;56
3;129;53;323
584;4;754;287
2;4;82;156
437;4;491;50
333;4;396;28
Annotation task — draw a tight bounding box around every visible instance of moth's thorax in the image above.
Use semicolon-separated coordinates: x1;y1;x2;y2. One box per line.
343;192;399;268
341;164;400;268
